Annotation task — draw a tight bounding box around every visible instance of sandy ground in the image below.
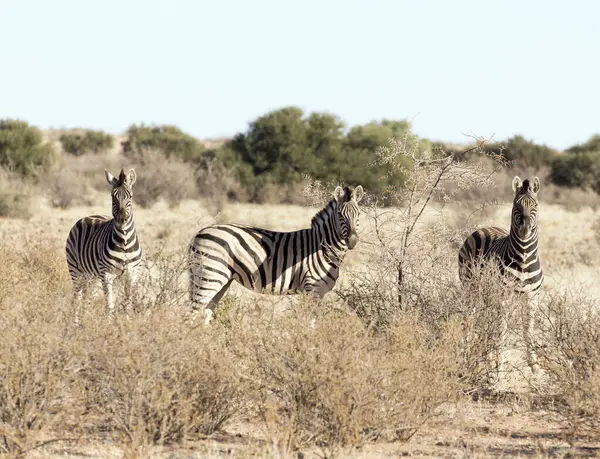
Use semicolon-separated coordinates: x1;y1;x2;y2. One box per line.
24;399;600;458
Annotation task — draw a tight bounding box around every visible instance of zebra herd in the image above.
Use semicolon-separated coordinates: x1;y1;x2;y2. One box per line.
65;168;544;372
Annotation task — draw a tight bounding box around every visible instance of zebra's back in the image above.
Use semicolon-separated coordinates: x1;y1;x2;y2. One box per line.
189;223;323;296
459;226;508;262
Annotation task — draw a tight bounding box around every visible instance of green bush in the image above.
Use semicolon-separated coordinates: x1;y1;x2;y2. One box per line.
122;124;205;163
566;134;600;154
0;119;58;177
228;107;428;197
230;107;337;183
59;129;114;156
549;151;600;192
342;120;431;194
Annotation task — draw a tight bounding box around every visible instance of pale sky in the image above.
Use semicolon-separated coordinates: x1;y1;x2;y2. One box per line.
1;0;598;150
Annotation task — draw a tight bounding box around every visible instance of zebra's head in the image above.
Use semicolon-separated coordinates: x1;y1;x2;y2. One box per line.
511;176;540;240
105;168;137;224
333;185;364;249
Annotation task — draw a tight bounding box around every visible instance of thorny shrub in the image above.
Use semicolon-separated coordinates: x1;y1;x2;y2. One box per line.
73;310;243;451
0;236;243;456
536;289;600;443
229;299;466;457
0;238;73;455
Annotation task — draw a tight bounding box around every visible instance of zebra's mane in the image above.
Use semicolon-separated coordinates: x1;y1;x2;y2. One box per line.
310;199;338;229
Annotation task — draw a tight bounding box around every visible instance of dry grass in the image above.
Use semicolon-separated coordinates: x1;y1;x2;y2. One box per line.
2;142;600;456
2;200;600;457
227;300;465;456
535;288;600;443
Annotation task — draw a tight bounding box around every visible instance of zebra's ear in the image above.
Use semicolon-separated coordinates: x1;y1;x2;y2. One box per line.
125;169;137;187
105;170;119;187
532;176;540;193
352;185;364;203
512;176;523;193
333;186;345;202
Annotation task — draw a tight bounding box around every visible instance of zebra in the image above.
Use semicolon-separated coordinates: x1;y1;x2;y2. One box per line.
458;176;543;374
65;168;143;324
188;185;364;324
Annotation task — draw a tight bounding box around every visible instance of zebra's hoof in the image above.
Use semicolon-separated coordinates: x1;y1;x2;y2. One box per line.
203;309;214;325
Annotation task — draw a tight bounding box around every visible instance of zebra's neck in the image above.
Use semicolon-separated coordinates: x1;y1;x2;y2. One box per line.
311;201;347;266
508;227;539;264
111;216;138;248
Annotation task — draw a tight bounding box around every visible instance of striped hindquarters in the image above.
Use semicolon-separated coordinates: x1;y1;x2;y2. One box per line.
458;226;509;281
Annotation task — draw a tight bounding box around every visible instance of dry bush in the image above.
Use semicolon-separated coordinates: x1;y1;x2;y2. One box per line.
124;147;199;208
333;134;537;390
126;246;189;315
359;134;506;310
195;157;247;213
40;167;96;209
335;133;505;319
230;300;464;457
542;180;600;211
0;168;33;219
0;237;73;455
73;310;243;453
536;289;600;443
251;180;312;206
0;237;244;456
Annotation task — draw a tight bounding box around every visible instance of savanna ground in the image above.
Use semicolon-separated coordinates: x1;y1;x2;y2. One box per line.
2;139;600;458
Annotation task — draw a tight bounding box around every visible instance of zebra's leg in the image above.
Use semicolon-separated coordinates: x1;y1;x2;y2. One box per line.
123;266;140;317
102;274;116;321
524;294;540;373
188;279;234;326
71;277;86;328
188;251;234;325
303;283;326;329
492;299;510;385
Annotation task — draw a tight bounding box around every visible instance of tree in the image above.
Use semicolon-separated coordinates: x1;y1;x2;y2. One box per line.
566;134;600;154
549;151;600;192
0;119;58;177
122;124;205;163
60;129;114;156
230;107;346;184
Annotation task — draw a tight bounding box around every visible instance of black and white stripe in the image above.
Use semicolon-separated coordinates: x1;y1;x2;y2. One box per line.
65;168;142;323
458;176;543;372
188;185;364;323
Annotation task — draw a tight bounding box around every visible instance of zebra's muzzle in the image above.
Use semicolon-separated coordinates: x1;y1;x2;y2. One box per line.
115;209;128;223
347;233;359;250
519;226;532;239
518;217;532;238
